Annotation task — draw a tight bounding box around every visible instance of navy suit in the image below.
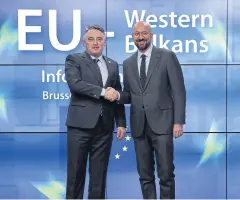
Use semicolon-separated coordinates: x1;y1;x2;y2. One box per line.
65;51;126;199
119;46;186;199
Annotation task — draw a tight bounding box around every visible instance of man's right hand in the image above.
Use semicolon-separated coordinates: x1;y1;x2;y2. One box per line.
104;87;119;102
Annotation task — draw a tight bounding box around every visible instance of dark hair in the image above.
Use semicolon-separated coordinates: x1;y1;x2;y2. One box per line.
85;25;105;34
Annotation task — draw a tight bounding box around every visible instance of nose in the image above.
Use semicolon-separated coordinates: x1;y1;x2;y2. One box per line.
139;34;144;40
93;39;98;45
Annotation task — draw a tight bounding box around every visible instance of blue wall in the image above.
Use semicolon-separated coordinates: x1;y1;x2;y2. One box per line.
0;0;239;198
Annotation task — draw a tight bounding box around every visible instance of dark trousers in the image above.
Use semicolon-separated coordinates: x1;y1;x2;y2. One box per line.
66;116;113;199
133;116;175;199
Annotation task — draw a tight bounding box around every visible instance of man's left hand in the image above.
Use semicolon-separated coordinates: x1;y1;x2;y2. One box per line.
117;127;126;140
173;124;183;138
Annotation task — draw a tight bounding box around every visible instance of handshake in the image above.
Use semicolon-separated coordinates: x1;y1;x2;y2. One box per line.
104;87;120;102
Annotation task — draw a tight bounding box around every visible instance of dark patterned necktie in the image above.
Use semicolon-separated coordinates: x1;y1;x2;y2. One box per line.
93;58;103;86
93;58;99;64
93;58;104;115
140;54;146;89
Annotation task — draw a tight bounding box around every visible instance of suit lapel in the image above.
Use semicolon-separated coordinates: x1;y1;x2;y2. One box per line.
143;47;161;91
130;52;142;90
82;51;103;86
102;56;114;88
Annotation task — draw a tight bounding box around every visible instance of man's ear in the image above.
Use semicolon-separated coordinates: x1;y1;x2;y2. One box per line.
103;38;107;47
82;40;86;47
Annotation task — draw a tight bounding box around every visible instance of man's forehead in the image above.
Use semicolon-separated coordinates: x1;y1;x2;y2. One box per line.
134;25;150;32
86;29;105;37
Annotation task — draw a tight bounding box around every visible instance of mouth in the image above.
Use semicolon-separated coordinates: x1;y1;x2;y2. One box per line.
138;40;146;45
93;47;99;50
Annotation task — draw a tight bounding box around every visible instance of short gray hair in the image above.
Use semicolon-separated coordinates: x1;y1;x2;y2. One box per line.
85;25;105;34
83;25;106;41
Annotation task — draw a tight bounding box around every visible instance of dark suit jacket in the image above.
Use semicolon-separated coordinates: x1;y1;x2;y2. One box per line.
119;46;186;137
65;51;126;132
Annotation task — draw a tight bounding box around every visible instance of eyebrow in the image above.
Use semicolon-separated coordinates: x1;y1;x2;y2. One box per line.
87;36;104;39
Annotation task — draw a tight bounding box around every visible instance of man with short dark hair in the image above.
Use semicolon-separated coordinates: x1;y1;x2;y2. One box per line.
65;24;126;199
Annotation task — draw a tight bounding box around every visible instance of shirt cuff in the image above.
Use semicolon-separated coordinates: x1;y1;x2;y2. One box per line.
117;91;120;100
101;88;106;96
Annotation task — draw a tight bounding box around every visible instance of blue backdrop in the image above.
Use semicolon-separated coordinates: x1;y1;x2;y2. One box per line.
0;0;239;198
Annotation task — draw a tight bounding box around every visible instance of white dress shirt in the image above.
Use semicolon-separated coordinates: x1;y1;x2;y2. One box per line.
91;55;108;96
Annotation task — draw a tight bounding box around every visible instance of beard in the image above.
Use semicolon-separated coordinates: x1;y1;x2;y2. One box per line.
134;39;151;51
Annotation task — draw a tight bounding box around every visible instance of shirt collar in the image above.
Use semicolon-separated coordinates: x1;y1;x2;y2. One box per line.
138;43;153;60
90;55;103;63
